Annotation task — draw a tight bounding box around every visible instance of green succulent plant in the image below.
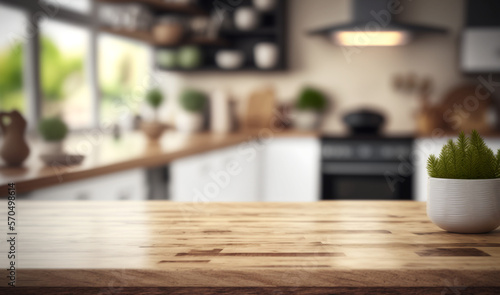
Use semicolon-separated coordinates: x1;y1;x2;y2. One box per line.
427;130;500;179
146;88;164;109
38;117;68;142
179;89;206;113
296;87;327;111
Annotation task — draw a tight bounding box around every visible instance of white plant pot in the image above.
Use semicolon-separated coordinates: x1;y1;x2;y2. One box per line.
234;7;259;31
254;42;278;69
175;111;203;133
294;110;320;130
427;177;500;233
40;141;63;155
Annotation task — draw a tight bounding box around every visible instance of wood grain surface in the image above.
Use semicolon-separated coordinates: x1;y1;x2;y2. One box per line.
1;201;499;291
0;130;317;195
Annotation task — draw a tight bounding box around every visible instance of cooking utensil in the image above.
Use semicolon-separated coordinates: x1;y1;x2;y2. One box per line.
343;109;386;135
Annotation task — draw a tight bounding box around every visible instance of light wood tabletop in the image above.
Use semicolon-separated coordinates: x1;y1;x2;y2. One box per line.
2;201;499;294
0;130;317;196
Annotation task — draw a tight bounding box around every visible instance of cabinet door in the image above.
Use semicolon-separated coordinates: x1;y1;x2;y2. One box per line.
170;143;260;202
261;137;320;202
461;29;500;72
23;169;147;201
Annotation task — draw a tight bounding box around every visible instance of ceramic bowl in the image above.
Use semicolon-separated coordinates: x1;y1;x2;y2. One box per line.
40;154;85;166
215;50;245;69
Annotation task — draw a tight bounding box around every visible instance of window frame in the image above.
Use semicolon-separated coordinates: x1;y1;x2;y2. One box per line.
1;0;99;130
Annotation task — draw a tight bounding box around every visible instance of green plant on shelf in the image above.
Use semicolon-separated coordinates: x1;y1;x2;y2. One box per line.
427;130;500;179
38;117;68;142
179;89;206;113
146;88;164;121
296;87;327;112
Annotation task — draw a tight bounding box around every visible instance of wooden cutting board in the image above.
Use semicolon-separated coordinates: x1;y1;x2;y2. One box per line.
434;83;492;133
243;87;275;130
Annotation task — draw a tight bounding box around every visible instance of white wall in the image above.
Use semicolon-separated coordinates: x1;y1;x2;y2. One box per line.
155;0;467;134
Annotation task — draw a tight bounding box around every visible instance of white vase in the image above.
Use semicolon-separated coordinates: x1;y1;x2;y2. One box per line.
175;111;203;133
293;110;319;130
254;42;278;69
234;7;259;31
210;90;231;134
253;0;277;12
427;177;500;233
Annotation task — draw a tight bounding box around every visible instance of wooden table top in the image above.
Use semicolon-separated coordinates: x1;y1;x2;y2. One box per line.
4;201;500;291
0;130;316;195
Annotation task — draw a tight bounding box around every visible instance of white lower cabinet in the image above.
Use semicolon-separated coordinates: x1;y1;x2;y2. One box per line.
170;137;320;202
413;138;500;202
23;169;147;201
170;144;260;202
260;137;320;202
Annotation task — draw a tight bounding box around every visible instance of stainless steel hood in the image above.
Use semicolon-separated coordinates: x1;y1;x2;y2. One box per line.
309;0;447;46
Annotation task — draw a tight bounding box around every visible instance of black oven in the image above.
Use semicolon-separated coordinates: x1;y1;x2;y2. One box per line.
321;136;413;200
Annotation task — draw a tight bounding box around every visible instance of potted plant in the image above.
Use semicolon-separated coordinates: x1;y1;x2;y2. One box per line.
176;89;206;133
294;87;327;130
38;116;68;154
427;130;500;233
141;88;166;140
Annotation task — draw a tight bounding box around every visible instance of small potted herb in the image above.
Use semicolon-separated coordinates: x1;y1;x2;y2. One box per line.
38;116;68;154
427;130;500;233
141;88;167;140
175;89;207;133
294;87;327;130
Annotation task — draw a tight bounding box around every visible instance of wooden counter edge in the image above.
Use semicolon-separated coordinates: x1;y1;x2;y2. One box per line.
0;130;319;196
7;287;500;295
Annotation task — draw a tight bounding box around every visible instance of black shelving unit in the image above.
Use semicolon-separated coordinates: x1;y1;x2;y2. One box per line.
155;0;287;72
98;0;287;72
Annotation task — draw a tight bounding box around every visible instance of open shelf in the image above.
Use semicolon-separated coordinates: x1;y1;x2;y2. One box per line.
97;0;207;15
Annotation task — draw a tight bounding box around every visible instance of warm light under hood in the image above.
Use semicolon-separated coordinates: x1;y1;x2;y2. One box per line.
333;31;412;46
309;0;447;47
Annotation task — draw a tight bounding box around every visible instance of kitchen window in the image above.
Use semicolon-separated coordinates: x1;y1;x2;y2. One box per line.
0;4;27;115
40;19;94;129
0;0;151;130
98;34;151;125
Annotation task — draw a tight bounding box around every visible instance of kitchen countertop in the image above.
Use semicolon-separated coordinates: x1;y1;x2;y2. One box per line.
0;130;317;195
7;201;500;293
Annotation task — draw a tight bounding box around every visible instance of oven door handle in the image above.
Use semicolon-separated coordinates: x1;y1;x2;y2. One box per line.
322;162;401;176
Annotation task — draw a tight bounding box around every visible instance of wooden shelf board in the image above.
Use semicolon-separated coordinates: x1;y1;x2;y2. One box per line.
220;28;279;37
100;26;155;43
100;27;228;47
156;65;286;72
97;0;207;15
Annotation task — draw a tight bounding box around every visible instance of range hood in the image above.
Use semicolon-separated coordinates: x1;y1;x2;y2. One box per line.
309;0;447;46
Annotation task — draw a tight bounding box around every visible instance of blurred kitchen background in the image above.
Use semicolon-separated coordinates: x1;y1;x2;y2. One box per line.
1;0;500;202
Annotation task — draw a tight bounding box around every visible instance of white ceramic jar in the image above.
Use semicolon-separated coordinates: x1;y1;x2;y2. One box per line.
254;42;279;69
234;7;259;31
427;178;500;233
175;111;204;133
253;0;277;12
